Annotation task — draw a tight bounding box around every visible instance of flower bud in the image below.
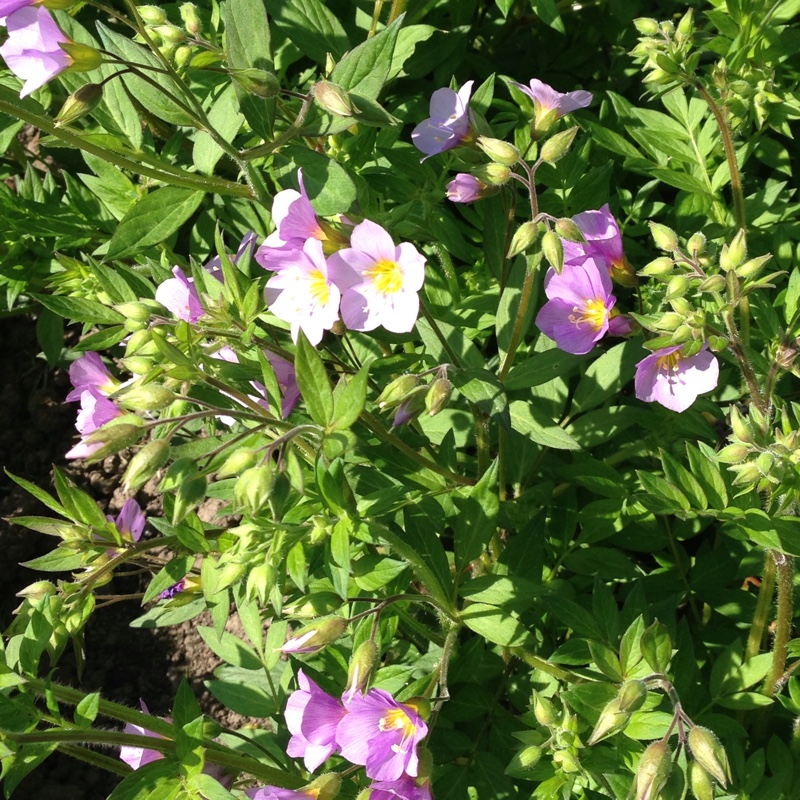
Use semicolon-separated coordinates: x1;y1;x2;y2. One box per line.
540;126;578;164
17;580;57;601
86;420;143;459
515;745;542;770
697;275;726;293
688;759;714;800
707;335;729;352
639;256;675;278
173;45;193;68
507;221;540;258
542;230;564;273
555;218;586;244
117;384;175;412
282;616;348;654
677;7;694;36
123;439;170;492
425;377;452;416
138;5;167;25
665;275;690;300
392;387;428;428
153;24;185;44
180;2;201;35
552;749;581;773
634;17;660;35
688;726;730;787
618;680;648;713
532;692;558;727
55;82;103;127
446;173;492;204
588;697;630;745
60;42;104;73
304;773;341;800
376;375;419;409
729;406;753;444
477;136;520;166
670;297;692;316
687;232;706;255
649;221;679;251
737;254;771;280
122;357;155;376
314;80;353;117
346;639;379;697
217;448;258;478
634;741;672;800
232;68;281;99
657;312;685;332
723;229;747;270
234;465;273;515
172;474;207;524
654;51;681;74
471;163;511;186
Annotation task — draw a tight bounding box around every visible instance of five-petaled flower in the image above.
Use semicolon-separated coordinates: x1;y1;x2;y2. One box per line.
411;80;474;160
65;387;123;459
634;344;719;412
155;266;205;324
335;689;428;781
511;78;592;126
328;220;426;334
535;258;628;355
66;352;119;402
108;498;146;542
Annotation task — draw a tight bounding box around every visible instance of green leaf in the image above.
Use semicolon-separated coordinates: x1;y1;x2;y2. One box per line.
461;603;530;647
187;774;239;800
686;443;728;508
107;758;183;800
33;294;124;326
505;349;589;390
660;449;707;510
330;364;369;431
5;470;69;517
143;556;195;604
637;472;691;514
451;369;508;424
572;340;644;413
280;147;357;216
206;667;278;717
193;84;245;175
529;0;565;33
74;692;100;728
640;621;672;673
294;330;333;426
270;0;348;63
510;400;581;450
785;267;800;324
458;574;541;611
36;308;63;368
107;188;205;260
454;460;499;575
21;549;85;572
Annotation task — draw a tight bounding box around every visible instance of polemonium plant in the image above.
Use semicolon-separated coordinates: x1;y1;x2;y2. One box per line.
634;344;720;412
411;80;474;159
511;77;592;120
65;387;122;459
107;497;146;542
66;352;119;401
155;266;205;323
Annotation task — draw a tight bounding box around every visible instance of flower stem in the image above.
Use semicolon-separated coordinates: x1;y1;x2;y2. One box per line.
240;92;314;161
498;262;537;381
764;552;794;695
746;550;777;661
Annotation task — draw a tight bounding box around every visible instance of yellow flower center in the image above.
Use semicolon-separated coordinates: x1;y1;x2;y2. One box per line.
656;351;681;375
366;259;404;295
309;269;330;305
569;298;607;331
379;708;418;754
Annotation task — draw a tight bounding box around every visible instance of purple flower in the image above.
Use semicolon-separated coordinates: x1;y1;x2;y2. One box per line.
446;173;492;204
246;789;315;800
65;387;123;459
535;258;618;355
411;80;474;160
285;670;347;771
369;775;433;800
0;0;35;19
66;352;119;402
204;231;258;282
108;498;146;542
0;7;71;97
119;701;165;771
327;220;426;334
155;266;204;323
634;344;719;413
158;579;186;600
335;689;428;781
267;351;301;419
511;78;592;122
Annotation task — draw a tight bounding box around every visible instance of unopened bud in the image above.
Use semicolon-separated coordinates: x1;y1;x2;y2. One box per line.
60;42;103;73
617;680;648;713
634;741;672;800
152;24;185;44
639;256;675;278
555;218;586;244
217;448;258;478
552;749;580;773
180;2;201;35
234;465;273;515
588;697;630;745
314;80;353;117
634;17;660;35
138;5;167;25
542;230;564;273
123;439;170;492
677;7;694;36
17;580;57;601
282;616;348;654
687;232;706;255
532;692;558;727
540;126;578;164
688;759;714;800
670;296;692;316
472;163;511;186
172;474;207;524
665;275;689;300
698;275;726;293
232;68;281;99
115;301;153;324
117;384;175;412
737;254;771;279
516;745;543;770
654;51;681;74
392;387;428;428
425;377;452;416
55;82;103;126
658;312;684;331
346;639;379;697
507;221;539;258
304;773;341;800
376;375;419;409
649;221;679;251
86;420;143;459
729;406;753;444
477;136;520;166
688;726;730;787
173;45;193;68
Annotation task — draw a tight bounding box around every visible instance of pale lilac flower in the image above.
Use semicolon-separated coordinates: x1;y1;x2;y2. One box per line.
66;352;119;402
212;345;270;425
369;775;433;800
446;173;491;204
535;258;618;355
327;220;426;334
155;266;204;323
108;498;146;542
335;689;428;781
411;80;474;159
257;170;325;256
263;237;341;345
511;78;592;120
0;7;71;97
0;0;35;20
634;344;719;413
119;701;165;770
285;670;347;772
65;387;123;459
246;789;315;800
267;351;301;419
204;231;258;282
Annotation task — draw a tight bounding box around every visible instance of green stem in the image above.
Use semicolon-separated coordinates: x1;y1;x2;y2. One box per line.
764;552;794;696
57;742;132;777
498;264;537;382
80;535;179;592
417;298;463;370
369;0;385;36
388;0;407;22
746;550;777;661
510;648;584;683
241;92;314;161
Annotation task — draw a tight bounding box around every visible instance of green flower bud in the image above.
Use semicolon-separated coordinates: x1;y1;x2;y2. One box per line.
17;580;57;601
588;697;630;745
123;439;170;492
555;218;586;244
173;45;193;68
665;275;690;300
425;377;452;417
115;301;153;324
282;616;348;654
172;474;207;524
314;80;353;117
756;451;774;475
737;254;771;280
304;773;341;800
153;24;185;44
688;759;714;800
232;68;281;99
55;82;103;127
707;335;729;352
677;7;694;36
731;462;761;486
138;5;167;25
634;741;672;800
542;230;564;273
670;297;692;316
234;465;273;516
682;337;705;358
116;384;175;412
376;375;419;409
86;419;143;460
392;387;428;428
697;275;726;293
507;221;540;258
346;639;379;696
634;17;660;35
217;448;258;478
552;749;581;773
657;313;685;332
60;42;104;73
472;163;511;186
532;692;558;727
540;126;578;164
639;257;675;278
515;745;542;770
729;406;754;444
649;221;679;252
618;680;648;713
686;232;706;255
477;136;520;166
180;2;201;35
121;357;155;376
688;726;730;787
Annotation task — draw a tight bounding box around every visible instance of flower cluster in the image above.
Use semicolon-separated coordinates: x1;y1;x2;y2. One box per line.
257;171;426;344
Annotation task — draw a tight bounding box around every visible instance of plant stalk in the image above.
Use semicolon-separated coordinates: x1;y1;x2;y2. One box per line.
764;552;794;695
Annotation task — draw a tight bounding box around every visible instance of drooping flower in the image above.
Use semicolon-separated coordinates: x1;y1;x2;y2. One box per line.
535;258;619;355
108;498;146;542
634;344;719;413
262;237;341;345
257;169;325;255
327;220;426;334
368;774;433;800
155;266;204;323
65;387;123;459
285;670;347;772
446;173;493;204
511;78;592;123
335;689;428;782
66;352;119;402
411;80;474;160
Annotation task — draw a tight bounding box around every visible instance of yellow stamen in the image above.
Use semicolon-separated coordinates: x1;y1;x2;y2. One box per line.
366;259;404;295
309;270;330;305
379;708;418;754
568;298;607;331
656;351;681;375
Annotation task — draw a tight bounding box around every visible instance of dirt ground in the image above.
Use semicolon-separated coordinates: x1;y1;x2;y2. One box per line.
0;317;245;799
